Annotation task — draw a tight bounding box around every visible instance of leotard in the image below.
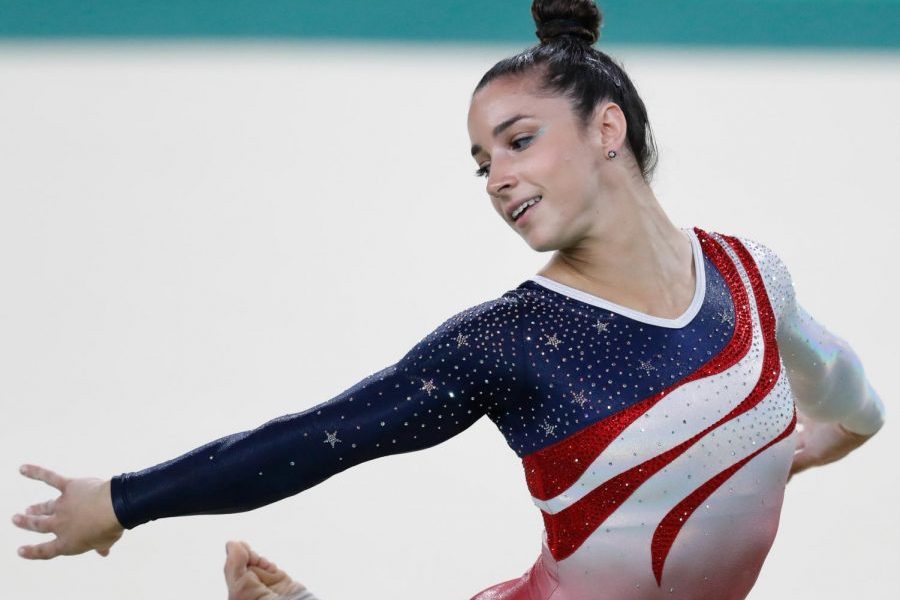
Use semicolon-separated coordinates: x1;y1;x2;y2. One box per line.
110;227;885;600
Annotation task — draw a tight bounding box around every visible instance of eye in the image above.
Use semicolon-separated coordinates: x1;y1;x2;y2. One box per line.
473;134;534;178
511;135;534;150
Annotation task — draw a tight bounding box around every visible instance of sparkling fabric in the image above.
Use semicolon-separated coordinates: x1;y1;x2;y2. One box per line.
109;227;884;600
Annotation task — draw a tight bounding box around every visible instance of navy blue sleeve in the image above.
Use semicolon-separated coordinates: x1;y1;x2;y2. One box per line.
110;294;523;529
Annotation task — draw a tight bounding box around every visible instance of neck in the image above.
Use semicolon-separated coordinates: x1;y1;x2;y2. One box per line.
537;185;694;316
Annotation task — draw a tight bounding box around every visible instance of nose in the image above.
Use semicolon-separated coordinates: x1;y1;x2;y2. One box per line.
486;159;517;198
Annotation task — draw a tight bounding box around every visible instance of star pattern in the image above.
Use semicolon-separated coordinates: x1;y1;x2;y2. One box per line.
570;389;589;408
637;359;656;376
539;419;558;437
323;430;341;448
106;228;807;593
420;378;437;395
717;308;734;326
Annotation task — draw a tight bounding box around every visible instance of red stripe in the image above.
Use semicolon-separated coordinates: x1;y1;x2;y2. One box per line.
523;228;750;501
649;233;786;584
538;232;780;563
651;410;796;585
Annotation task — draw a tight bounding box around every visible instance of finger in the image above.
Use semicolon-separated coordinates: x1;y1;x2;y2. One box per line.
11;513;55;534
240;541;260;565
18;538;64;560
249;565;287;586
25;499;57;516
248;547;265;568
249;549;275;572
96;548;110;557
240;542;273;571
224;540;248;582
19;465;68;491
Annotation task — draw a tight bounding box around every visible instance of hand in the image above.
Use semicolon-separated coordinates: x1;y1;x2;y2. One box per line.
12;464;124;560
788;410;873;482
224;540;308;600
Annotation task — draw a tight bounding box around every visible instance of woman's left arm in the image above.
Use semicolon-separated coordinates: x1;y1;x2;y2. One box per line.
777;297;886;479
739;235;886;479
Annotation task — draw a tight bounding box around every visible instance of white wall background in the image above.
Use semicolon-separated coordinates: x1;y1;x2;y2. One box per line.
1;42;898;599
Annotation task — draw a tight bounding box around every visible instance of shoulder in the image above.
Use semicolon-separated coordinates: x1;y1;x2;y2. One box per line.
410;288;526;352
708;229;797;321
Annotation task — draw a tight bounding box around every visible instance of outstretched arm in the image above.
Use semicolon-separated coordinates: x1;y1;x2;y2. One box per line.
13;295;522;558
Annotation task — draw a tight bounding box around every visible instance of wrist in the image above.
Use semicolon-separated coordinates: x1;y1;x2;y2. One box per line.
837;422;873;442
100;479;125;532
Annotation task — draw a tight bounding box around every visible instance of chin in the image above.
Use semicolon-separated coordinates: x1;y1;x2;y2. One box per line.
521;232;559;253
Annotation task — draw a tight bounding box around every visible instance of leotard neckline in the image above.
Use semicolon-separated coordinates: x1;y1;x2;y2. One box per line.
528;227;707;329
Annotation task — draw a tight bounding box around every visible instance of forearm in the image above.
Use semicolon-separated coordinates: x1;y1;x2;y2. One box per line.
112;363;487;529
111;418;327;529
111;297;517;529
112;393;383;528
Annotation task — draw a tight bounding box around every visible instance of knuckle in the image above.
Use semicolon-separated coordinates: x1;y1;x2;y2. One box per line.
40;517;56;533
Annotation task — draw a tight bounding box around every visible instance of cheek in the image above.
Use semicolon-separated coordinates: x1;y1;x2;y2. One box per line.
490;197;506;220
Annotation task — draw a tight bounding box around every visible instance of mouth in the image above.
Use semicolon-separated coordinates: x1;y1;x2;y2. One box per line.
511;195;542;222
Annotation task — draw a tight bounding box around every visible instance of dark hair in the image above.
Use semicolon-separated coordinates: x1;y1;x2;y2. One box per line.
474;0;658;182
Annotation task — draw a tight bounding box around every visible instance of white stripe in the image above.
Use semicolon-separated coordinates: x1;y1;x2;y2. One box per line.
529;229;706;329
533;235;762;515
572;371;794;545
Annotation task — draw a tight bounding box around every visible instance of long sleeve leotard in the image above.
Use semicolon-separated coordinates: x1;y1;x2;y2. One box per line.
110;228;885;600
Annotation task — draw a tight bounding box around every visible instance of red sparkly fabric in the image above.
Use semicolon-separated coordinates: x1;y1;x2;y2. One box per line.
522;228;749;501
528;230;782;564
648;233;791;584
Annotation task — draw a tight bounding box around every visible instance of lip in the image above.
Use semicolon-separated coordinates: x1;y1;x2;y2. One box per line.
506;195;542;222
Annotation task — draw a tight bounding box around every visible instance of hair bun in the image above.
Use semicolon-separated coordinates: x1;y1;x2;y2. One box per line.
532;0;602;45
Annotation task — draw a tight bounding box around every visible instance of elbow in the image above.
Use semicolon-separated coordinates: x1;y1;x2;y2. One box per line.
790;341;884;436
839;381;886;437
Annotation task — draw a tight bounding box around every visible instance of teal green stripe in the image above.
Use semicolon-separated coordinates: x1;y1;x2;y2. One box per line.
1;1;898;48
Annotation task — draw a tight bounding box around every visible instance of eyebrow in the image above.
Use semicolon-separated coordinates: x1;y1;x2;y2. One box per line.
470;114;533;157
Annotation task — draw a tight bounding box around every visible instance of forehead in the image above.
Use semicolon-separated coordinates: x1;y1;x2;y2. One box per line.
467;76;569;131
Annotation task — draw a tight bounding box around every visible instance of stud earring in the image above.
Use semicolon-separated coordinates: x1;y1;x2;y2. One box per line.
606;150;617;160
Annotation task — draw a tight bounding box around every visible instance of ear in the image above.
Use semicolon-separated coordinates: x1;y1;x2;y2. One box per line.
587;101;627;155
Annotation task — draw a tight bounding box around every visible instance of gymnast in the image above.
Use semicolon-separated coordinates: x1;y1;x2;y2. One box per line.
13;1;885;598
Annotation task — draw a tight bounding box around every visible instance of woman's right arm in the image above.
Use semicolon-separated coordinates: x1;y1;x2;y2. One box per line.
14;294;523;558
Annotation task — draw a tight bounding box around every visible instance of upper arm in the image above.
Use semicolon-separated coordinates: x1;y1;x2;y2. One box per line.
302;294;524;464
740;236;885;436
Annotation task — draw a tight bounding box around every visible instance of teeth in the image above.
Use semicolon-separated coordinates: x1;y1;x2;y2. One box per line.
512;196;542;220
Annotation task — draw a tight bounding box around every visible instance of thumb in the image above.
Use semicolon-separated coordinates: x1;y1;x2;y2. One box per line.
224;540;249;582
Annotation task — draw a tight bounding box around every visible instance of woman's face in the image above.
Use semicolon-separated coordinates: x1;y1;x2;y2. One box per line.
467;74;613;252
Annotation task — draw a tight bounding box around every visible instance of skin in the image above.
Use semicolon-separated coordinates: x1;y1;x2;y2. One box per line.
467;73;696;320
11;71;874;600
465;70;874;478
223;540;308;600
